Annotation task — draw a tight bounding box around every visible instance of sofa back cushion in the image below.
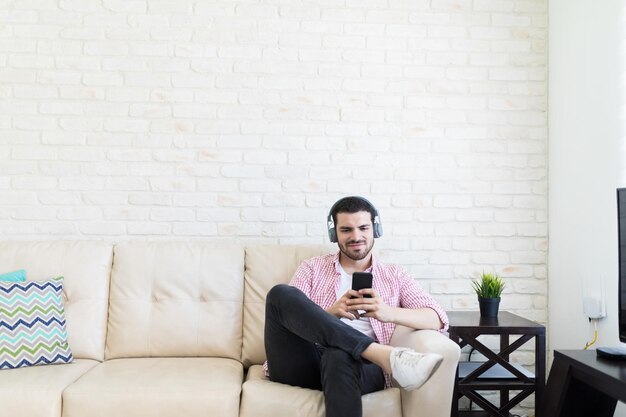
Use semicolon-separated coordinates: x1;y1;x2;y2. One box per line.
242;244;335;367
0;241;113;361
105;241;244;360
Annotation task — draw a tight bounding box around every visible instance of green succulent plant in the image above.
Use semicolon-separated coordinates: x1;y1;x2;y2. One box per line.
472;272;505;299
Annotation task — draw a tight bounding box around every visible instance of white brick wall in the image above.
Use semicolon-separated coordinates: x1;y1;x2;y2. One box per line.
1;0;547;410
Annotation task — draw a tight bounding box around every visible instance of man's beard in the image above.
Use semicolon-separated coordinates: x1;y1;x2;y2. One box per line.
338;239;374;261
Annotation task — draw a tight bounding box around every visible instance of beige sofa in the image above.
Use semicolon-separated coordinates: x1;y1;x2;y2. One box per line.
0;241;460;417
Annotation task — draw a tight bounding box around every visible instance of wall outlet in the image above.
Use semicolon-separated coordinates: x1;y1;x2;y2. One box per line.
583;295;606;319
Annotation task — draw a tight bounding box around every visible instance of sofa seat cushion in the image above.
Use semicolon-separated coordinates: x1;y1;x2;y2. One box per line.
62;357;243;417
0;359;99;417
240;365;402;417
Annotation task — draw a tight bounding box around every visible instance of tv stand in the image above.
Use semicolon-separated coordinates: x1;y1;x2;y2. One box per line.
597;346;626;360
540;350;626;417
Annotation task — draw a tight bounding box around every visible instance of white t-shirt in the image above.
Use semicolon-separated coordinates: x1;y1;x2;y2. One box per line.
336;265;376;340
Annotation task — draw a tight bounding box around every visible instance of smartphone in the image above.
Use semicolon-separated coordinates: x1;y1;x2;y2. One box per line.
352;272;373;298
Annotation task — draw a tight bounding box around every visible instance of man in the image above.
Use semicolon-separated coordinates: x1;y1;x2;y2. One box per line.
264;196;449;417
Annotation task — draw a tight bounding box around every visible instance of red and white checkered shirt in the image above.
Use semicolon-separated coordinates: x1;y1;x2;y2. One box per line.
264;251;449;388
290;252;449;341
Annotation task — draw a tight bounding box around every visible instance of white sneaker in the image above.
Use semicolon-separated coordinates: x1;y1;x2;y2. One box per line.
390;347;443;391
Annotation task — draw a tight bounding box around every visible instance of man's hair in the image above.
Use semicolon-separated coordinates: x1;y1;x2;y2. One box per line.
330;196;376;225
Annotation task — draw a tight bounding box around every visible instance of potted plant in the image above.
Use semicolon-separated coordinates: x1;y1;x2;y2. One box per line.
472;272;505;317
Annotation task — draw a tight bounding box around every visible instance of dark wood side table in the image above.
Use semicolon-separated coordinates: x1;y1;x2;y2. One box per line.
540;349;626;417
448;311;546;417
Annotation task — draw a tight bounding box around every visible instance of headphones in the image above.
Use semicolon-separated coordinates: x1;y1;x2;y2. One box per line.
327;196;383;243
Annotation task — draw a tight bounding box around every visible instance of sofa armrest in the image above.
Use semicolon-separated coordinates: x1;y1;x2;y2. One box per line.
389;326;460;417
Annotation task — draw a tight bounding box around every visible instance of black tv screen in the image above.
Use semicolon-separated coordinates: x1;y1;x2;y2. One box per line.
617;188;626;343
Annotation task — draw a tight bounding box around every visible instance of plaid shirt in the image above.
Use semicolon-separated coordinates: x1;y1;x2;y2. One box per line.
264;251;449;388
291;252;449;341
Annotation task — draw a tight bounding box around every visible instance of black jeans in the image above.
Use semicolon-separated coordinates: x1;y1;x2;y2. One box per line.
264;284;386;417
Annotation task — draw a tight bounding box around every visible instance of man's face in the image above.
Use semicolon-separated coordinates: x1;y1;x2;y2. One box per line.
335;210;375;262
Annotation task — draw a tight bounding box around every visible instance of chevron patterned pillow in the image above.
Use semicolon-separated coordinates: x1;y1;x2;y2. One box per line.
0;277;73;369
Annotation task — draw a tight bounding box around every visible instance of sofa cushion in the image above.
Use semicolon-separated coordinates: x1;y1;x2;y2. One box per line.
0;359;99;417
106;241;244;359
0;241;113;361
62;358;243;417
240;365;402;417
0;277;73;369
242;244;336;367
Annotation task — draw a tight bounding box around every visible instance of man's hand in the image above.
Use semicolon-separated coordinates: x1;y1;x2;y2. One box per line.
326;289;362;320
346;288;395;323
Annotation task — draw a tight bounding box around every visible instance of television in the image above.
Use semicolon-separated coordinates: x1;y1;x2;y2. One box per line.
618;188;626;344
598;189;626;358
597;189;626;359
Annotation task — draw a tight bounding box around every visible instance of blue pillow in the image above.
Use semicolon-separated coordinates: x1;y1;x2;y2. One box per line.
0;269;26;282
